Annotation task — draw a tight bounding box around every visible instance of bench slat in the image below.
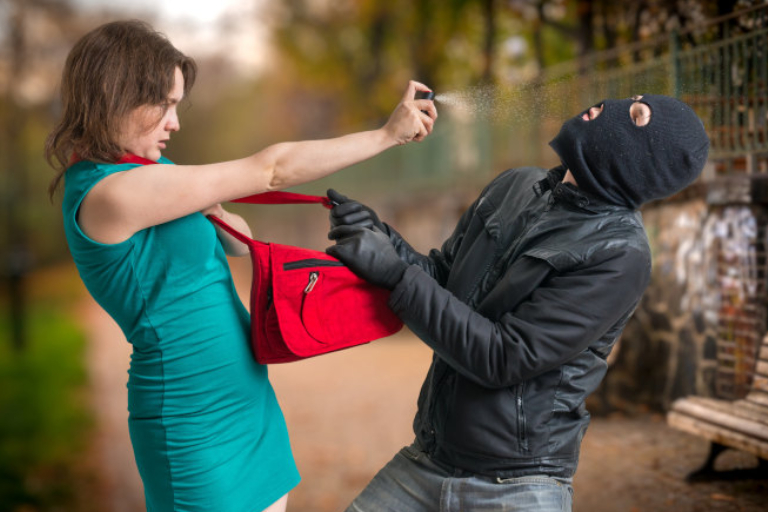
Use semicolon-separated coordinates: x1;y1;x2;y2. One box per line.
733;398;768;421
667;336;768;459
746;389;768;408
675;396;768;425
753;375;768;394
667;411;768;459
669;398;768;441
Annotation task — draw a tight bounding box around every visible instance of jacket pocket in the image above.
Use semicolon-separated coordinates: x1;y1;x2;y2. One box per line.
474;195;502;240
522;247;576;273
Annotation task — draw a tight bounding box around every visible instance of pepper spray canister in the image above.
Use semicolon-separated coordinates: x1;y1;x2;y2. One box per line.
415;90;435;114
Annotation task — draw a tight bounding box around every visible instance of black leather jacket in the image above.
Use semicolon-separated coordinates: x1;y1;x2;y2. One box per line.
385;166;651;478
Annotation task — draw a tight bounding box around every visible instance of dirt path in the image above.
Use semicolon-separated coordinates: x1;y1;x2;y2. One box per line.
80;297;145;512
80;263;767;511
269;338;768;512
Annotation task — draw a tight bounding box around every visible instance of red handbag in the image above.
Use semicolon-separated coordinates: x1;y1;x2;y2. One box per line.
209;192;403;364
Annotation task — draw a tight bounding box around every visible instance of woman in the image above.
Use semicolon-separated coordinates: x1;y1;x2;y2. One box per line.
45;20;436;512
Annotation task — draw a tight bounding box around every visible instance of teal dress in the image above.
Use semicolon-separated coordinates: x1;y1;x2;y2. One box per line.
63;158;300;512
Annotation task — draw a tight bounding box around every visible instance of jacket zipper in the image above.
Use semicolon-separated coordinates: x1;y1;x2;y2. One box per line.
516;383;528;452
425;364;450;444
283;259;344;271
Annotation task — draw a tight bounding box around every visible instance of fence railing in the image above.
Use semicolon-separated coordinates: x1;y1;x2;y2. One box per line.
537;3;768;170
335;4;768;195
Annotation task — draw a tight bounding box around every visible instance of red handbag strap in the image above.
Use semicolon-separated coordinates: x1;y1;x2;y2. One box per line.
209;192;335;243
207;214;256;245
232;191;334;209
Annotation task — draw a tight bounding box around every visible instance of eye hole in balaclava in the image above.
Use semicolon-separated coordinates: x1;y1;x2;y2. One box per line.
587;97;652;126
628;96;652;126
549;93;709;209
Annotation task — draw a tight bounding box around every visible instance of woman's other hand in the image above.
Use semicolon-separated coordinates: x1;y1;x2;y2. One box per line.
203;204;252;257
202;203;226;220
383;81;437;145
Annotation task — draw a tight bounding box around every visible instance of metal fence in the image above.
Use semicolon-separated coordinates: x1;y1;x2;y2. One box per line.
529;2;768;173
341;3;768;195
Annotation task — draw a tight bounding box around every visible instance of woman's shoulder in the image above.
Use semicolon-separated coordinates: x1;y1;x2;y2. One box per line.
65;159;134;184
62;160;141;215
63;156;173;198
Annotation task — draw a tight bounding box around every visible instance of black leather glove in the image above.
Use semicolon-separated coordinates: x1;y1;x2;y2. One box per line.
326;225;409;290
327;189;386;231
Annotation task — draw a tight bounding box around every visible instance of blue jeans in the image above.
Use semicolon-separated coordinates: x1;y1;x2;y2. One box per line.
345;443;573;512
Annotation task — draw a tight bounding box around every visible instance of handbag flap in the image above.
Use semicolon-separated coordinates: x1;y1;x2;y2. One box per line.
207;208;402;363
269;244;402;357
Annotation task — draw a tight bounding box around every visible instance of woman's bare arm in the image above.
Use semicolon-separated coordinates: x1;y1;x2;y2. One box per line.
79;81;436;244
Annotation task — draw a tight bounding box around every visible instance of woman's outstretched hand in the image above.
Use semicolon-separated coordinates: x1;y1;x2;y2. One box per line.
383;80;437;145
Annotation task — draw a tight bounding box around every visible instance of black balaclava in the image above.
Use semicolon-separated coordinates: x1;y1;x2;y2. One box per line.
549;94;710;209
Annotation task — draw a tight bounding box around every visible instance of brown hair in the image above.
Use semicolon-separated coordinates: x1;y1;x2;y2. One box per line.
45;20;197;198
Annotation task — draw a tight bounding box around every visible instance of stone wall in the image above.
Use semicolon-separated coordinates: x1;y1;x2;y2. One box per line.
600;198;768;413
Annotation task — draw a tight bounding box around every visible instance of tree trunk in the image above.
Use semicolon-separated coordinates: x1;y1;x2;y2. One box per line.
575;0;594;74
4;0;29;351
481;0;497;84
361;5;390;91
411;0;436;90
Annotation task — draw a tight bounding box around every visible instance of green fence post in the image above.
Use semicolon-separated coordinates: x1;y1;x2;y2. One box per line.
671;29;681;99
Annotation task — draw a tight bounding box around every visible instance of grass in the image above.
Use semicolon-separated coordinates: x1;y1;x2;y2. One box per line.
0;265;96;511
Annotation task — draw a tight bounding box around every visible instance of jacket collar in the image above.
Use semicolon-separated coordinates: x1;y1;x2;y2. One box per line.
534;165;633;213
533;166;566;197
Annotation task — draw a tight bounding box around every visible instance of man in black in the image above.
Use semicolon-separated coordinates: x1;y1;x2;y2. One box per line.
326;94;710;512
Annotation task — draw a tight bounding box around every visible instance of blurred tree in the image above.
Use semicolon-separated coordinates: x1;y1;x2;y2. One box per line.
267;0;725;119
481;0;498;83
506;0;715;69
269;0;516;127
0;0;82;348
2;0;30;350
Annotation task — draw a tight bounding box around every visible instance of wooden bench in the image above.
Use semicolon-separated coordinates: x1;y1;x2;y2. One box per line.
667;336;768;480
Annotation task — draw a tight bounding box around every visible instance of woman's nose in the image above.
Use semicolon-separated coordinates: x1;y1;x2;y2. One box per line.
166;110;180;132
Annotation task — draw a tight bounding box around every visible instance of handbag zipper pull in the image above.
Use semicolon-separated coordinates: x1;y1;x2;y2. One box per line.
304;271;319;293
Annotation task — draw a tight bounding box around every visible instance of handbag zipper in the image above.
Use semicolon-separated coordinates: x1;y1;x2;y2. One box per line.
304;271;319;293
283;259;344;271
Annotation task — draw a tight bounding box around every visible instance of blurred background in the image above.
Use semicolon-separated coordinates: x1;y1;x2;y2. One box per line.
1;0;768;511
